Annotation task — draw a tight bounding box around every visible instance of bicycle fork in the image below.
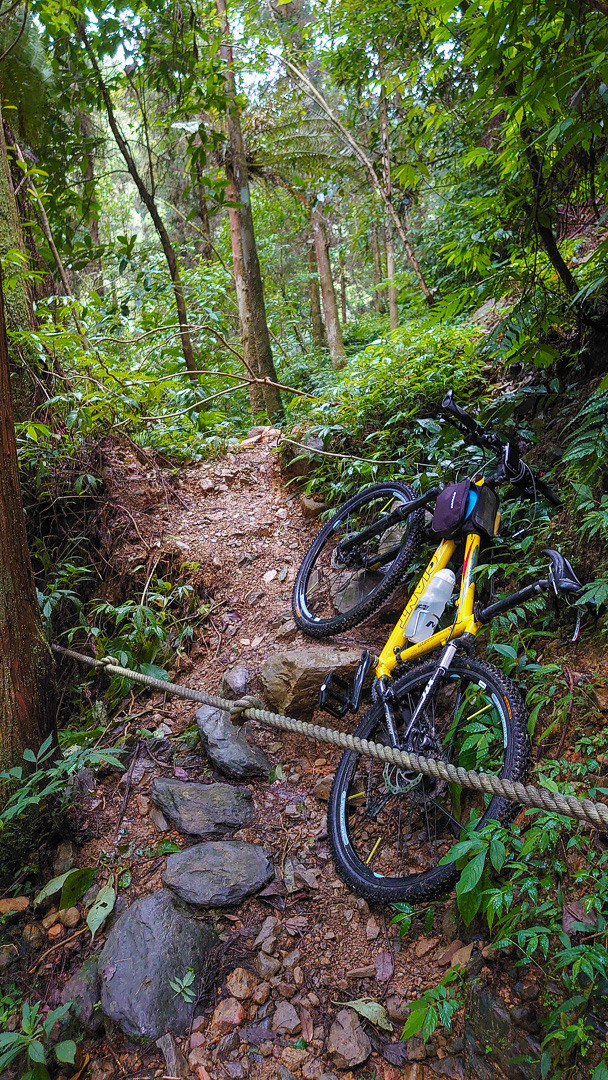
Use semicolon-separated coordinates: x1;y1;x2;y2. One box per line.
378;641;459;749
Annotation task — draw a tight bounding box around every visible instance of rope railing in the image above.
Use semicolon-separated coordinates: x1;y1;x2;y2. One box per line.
52;644;608;831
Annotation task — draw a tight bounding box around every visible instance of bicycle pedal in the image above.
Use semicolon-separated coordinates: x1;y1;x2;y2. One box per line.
319;671;352;719
319;652;376;719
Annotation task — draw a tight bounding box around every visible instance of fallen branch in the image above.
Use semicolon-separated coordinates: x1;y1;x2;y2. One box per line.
280;435;421;468
142;375;317;421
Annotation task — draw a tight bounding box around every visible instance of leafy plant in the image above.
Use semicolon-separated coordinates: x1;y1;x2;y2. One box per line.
0;736;123;833
0;1001;76;1079
400;968;462;1043
169;968;196;1003
33;867;96;911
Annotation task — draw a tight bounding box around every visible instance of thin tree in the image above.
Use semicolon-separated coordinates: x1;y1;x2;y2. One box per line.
379;84;399;330
0;265;56;771
370;223;386;313
216;0;284;422
307;243;326;346
78;29;200;384
225;174;265;414
311;202;346;369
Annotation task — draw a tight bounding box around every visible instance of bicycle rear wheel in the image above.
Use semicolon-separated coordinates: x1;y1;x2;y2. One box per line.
292;481;424;637
327;656;529;904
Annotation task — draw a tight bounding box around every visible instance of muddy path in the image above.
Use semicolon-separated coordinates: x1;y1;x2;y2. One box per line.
16;428;481;1080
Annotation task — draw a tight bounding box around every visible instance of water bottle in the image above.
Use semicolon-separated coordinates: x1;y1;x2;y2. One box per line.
405;568;456;643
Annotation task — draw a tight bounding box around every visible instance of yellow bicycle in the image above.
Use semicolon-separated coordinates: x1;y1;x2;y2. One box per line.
292;392;581;902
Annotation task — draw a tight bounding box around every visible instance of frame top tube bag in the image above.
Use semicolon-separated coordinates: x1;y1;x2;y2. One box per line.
431;479;472;539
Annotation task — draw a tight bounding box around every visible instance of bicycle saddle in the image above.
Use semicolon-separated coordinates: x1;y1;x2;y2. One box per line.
544;549;582;595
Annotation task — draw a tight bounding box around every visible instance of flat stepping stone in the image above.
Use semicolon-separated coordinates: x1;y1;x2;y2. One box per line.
149;778;254;838
98;889;216;1038
163;841;274;907
196;705;271;780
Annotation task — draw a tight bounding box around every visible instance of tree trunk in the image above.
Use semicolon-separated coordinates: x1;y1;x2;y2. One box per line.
370;225;386;313
379;87;399;330
193;157;213;261
0;109;38;420
0;267;56;773
384;223;399;330
79;31;199;384
311;205;346;370
226;178;264;415
339;248;347;325
79;111;103;293
307;244;326;346
216;0;284;423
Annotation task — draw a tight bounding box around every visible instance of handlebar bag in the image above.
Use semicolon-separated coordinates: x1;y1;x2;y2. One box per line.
467;484;499;538
431;479;471;538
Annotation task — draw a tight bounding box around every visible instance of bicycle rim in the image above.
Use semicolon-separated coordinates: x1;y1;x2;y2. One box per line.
297;486;417;625
328;658;528;901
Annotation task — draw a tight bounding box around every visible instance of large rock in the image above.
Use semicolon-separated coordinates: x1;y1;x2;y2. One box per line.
61;957;102;1034
260;646;363;720
98;889;216;1039
327;1008;371;1069
464;982;541;1080
281;435;324;482
149;778;254;838
196;705;271;780
163;841;274;907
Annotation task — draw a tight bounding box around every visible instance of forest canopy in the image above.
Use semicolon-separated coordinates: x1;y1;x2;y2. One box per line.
2;1;608;1077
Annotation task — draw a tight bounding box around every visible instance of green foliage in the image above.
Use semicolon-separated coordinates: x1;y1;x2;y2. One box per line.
400;968;462;1043
0;1000;76;1080
0;735;122;834
289;314;488;502
441;812;608;1077
169;968;196;1003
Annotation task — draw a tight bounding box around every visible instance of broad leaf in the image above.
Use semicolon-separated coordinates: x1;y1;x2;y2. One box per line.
457;882;483;926
456;849;486;895
337;999;392;1031
87;879;116;940
28;1041;46;1064
43;1004;72;1039
55;1040;77;1064
60;868;97;910
34;870;74;907
401;1007;425;1040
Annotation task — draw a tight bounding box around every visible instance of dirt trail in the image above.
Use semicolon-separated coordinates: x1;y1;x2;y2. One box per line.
49;429;464;1080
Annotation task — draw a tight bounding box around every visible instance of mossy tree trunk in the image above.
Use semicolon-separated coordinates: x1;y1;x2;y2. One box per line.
0;267;56;772
226;177;265;415
311;204;346;370
308;243;326;346
0;106;38;420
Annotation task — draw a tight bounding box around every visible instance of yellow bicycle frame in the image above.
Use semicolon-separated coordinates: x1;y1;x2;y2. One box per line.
375;481;498;680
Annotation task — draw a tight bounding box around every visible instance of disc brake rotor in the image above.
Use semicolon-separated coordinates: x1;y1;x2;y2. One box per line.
383;762;423;795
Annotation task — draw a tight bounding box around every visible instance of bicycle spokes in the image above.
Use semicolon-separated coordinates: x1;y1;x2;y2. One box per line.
303;494;410;620
342;674;508;879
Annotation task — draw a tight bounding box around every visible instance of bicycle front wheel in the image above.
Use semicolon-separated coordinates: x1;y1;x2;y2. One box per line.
292;481;424;637
327;656;529;904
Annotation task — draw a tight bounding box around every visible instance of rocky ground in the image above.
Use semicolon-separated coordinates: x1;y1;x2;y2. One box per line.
0;428;545;1080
